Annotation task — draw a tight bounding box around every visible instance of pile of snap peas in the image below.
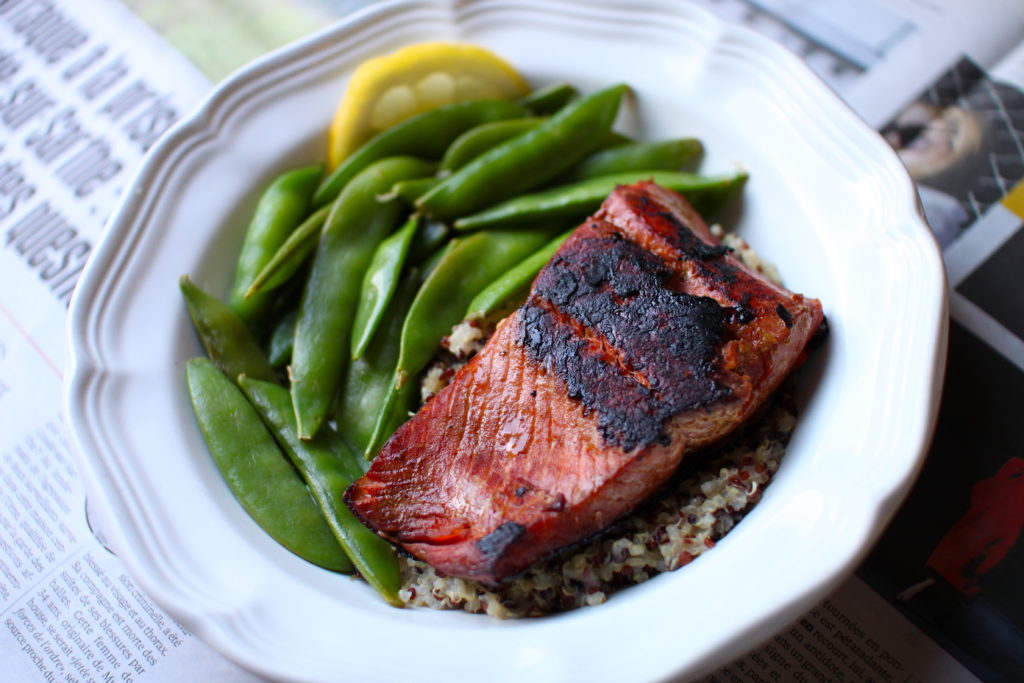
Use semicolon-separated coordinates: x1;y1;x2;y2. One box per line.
181;80;748;605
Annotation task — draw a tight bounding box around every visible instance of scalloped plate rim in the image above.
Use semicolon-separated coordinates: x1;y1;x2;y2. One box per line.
64;1;947;681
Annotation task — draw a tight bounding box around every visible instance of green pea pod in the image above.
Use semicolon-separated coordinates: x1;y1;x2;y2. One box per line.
596;130;634;148
387;176;438;206
407;218;449;265
238;376;401;604
394;227;552;388
519;82;579;114
314;99;529;207
417;84;630;221
322;424;369;479
562;138;703;182
464;229;572;322
359;244;454;460
362;372;418;464
228;164;322;330
240;375;364;485
180;275;277;383
244;204;330;299
438;117;545;174
291;156;435;439
351;214;420;360
338;271;421;457
185;358;352;572
454;170;749;231
266;308;297;368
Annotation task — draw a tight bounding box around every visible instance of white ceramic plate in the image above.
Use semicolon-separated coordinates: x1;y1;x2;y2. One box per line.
65;1;947;681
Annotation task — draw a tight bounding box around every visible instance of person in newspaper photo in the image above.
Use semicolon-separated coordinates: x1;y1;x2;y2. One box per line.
882;57;1024;248
891;455;1024;683
882;100;977;246
898;457;1024;601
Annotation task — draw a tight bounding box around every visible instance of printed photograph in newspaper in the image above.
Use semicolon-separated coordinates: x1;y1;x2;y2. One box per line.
859;321;1024;683
859;56;1024;683
881;57;1024;248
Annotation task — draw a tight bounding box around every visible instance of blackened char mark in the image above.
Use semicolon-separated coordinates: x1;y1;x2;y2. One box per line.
775;303;793;328
520;303;665;449
633;195;743;288
476;521;525;562
651;207;732;261
519;228;731;452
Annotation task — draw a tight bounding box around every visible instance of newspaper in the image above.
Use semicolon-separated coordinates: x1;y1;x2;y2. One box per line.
2;0;1023;681
0;0;259;680
695;1;1024;682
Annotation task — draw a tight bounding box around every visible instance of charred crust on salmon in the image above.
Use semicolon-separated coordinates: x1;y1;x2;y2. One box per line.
519;226;732;451
477;522;526;562
776;303;793;328
729;303;755;325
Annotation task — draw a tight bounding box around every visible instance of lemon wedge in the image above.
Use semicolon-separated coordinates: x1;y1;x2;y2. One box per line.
328;42;529;169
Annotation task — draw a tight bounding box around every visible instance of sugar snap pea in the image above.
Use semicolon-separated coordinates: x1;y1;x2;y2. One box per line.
240;375;364;485
358;242;454;459
228;164;322;330
291;156;434;439
598;130;634;148
185;358;351;572
313;99;529;207
438;117;545;174
519;82;578;114
239;376;401;604
464;229;572;322
454;169;749;231
266;308;297;368
387;176;438;206
393;227;552;389
362;372;418;464
416;84;629;221
407;217;449;264
562;138;703;182
351;214;420;361
338;270;421;458
244;204;330;299
180;275;277;383
384;133;627;212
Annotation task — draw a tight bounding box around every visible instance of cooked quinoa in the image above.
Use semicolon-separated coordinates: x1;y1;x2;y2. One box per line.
711;223;782;285
398;228;795;618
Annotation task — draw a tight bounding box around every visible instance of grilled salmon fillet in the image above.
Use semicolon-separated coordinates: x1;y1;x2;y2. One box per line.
345;181;824;586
